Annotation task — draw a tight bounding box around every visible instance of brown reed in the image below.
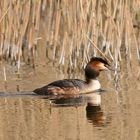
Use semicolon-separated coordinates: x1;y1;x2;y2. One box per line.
0;0;140;72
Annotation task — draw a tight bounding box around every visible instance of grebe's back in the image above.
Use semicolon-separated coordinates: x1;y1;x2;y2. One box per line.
33;79;86;95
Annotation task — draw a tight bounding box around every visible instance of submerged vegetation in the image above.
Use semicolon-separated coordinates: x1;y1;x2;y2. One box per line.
0;0;140;72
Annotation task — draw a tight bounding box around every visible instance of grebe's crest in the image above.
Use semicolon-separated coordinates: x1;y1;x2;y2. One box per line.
89;57;110;66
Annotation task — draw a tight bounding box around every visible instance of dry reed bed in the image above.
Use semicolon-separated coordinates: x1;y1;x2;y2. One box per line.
0;0;140;72
0;0;41;69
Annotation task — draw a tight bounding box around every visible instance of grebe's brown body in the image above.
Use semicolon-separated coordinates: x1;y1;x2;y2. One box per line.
33;57;110;95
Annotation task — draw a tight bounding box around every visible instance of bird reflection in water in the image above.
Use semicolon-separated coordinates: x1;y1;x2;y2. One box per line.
84;93;106;126
43;92;106;127
86;104;105;126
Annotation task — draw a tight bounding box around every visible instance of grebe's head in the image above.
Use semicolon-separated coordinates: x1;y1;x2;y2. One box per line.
85;57;110;80
88;57;110;71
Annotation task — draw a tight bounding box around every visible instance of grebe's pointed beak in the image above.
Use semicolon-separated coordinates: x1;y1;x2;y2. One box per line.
105;64;117;71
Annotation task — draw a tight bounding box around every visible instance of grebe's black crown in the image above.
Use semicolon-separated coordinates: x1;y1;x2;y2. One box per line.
89;57;110;66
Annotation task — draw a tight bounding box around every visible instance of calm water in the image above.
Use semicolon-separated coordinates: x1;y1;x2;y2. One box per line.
0;61;140;140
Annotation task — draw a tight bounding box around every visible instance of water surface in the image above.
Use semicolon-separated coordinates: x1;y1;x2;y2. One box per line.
0;63;140;140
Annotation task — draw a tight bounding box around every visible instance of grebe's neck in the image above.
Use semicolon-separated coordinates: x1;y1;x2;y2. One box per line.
86;77;97;84
85;65;100;82
86;79;101;90
83;64;101;94
80;79;101;94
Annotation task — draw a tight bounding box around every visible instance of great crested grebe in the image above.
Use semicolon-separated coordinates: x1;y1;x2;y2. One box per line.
33;57;110;95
